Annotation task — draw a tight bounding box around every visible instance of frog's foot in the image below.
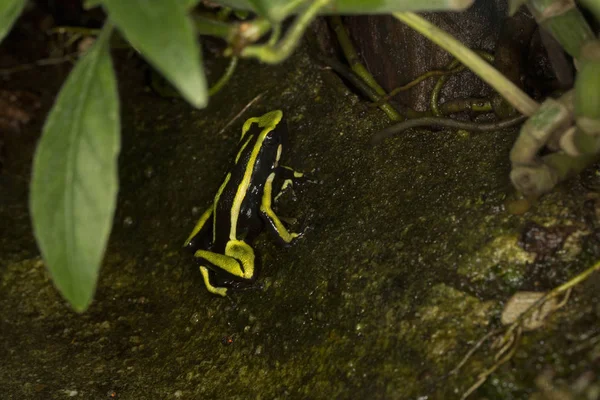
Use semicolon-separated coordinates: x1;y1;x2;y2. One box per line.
199;266;229;297
274;165;314;201
195;243;256;296
199;262;259;298
261;172;303;246
305;167;320;184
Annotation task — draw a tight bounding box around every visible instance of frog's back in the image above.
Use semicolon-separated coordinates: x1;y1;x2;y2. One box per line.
212;128;276;247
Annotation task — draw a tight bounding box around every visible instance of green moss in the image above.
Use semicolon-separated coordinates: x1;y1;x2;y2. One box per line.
399;284;497;368
1;41;599;400
458;234;535;289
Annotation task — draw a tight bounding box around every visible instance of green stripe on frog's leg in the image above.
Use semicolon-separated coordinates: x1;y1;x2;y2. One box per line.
195;249;244;278
194;240;255;280
200;266;228;296
261;172;301;244
225;240;255;279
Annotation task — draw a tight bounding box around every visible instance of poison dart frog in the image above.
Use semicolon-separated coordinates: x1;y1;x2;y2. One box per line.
184;110;306;296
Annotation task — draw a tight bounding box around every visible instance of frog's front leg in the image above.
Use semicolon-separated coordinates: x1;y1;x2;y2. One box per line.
261;171;303;245
195;240;256;296
273;165;308;201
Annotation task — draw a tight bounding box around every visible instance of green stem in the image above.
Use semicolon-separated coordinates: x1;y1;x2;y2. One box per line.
192;14;234;39
209;57;238;96
371;115;526;144
510;93;574;167
330;16;384;97
575;42;600;126
393;12;539;116
430;51;494;116
329;16;403;121
241;0;330;63
439;98;492;114
267;23;281;46
527;0;595;59
578;0;600;22
271;0;308;21
377;64;464;104
511;152;598;196
318;55;407;121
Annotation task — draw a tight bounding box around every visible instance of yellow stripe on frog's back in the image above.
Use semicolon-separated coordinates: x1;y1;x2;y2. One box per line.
230;110;283;240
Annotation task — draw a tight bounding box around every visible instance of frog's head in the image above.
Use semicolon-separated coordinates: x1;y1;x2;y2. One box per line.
240;110;288;168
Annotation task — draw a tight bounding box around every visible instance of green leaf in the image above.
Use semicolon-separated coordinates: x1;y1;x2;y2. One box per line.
83;0;102;10
180;0;201;9
508;0;527;16
0;0;27;44
247;0;300;20
101;0;208;108
215;0;476;15
30;24;120;312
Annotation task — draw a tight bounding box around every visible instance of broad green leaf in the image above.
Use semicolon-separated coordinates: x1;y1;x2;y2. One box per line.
0;0;27;43
233;0;300;20
215;0;475;15
30;24;120;312
83;0;102;9
89;0;199;11
327;0;475;13
508;0;527;16
180;0;201;9
101;0;208;108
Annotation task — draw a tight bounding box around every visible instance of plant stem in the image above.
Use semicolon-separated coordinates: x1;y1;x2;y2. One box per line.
527;0;595;59
393;12;539;116
578;0;600;22
192;14;234;39
430;51;494;116
329;16;404;121
371;115;526;143
318;55;407;120
209;57;238;96
241;0;330;63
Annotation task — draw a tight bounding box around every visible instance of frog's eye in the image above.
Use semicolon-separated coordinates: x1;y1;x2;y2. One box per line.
263;131;278;147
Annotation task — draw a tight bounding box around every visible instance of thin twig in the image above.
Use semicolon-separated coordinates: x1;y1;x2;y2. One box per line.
459;260;600;399
448;328;503;377
371;115;526;144
500;261;600;347
372;65;465;107
317;55;409;118
208;57;238;97
0;53;78;76
216;92;264;136
461;328;521;400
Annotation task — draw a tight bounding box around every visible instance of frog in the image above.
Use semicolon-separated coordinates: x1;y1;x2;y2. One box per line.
183;110;307;296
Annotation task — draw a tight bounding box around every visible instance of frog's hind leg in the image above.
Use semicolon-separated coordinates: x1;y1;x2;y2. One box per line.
196;241;256;296
260;172;302;245
195;241;255;280
199;266;229;296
